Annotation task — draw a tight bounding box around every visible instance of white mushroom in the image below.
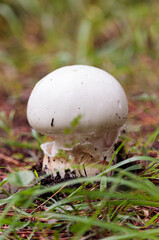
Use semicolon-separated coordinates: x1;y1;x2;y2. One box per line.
27;65;128;178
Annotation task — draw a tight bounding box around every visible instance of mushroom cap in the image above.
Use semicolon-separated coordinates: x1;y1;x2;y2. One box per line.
27;65;128;135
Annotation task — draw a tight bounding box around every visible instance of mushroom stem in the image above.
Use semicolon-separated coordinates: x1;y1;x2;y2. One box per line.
41;128;121;177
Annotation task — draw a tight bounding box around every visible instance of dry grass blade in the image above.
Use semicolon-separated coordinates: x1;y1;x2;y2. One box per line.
31;182;68;214
0;153;20;165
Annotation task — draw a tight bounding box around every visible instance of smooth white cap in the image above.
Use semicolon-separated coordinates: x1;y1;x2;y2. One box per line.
27;65;128;135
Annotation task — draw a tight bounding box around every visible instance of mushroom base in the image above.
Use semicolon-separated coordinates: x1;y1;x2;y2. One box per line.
40;128;124;178
41;141;116;178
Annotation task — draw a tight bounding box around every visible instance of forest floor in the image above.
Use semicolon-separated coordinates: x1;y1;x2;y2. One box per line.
0;91;159;239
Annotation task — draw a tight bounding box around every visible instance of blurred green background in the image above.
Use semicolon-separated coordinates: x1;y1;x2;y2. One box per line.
0;0;159;109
